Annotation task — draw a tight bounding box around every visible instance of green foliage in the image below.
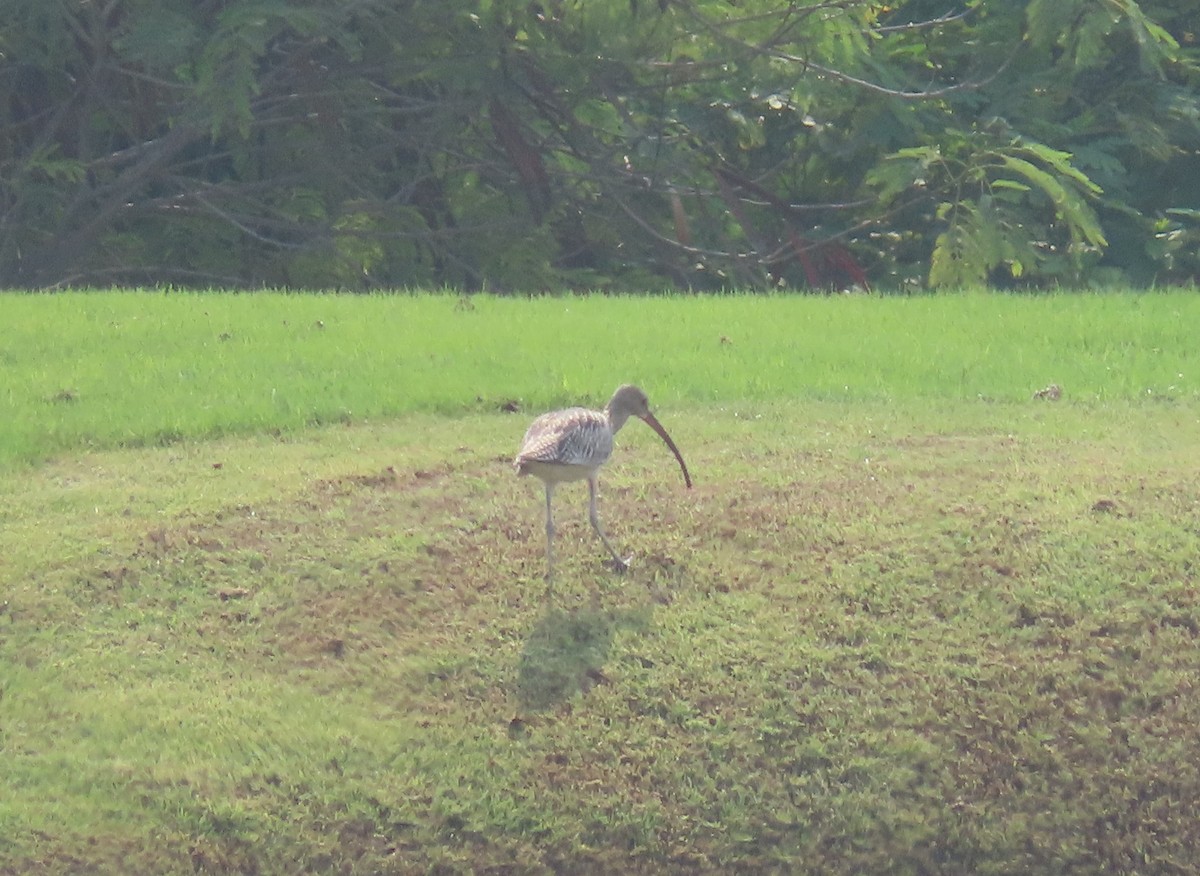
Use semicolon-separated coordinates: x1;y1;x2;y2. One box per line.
880;136;1109;287
0;0;1196;290
929;201;1012;288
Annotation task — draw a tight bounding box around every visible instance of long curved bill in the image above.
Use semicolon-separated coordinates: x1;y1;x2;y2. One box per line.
641;413;693;489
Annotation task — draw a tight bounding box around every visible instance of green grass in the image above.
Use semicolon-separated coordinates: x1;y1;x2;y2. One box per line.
2;290;1200;874
2;289;1198;468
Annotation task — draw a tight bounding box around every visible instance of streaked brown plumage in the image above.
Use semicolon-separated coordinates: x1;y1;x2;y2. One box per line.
515;384;692;580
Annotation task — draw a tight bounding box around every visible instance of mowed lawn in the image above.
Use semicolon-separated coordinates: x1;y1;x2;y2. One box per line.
2;290;1199;874
2;289;1197;468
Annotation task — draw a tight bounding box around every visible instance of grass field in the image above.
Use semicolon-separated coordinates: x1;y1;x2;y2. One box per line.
2;289;1197;468
2;290;1199;874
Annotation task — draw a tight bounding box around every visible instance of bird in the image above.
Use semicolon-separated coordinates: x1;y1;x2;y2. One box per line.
515;384;692;581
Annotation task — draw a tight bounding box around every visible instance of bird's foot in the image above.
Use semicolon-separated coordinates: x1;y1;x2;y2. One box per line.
607;556;632;574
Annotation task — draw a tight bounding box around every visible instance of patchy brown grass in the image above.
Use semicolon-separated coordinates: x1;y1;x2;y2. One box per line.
2;400;1199;874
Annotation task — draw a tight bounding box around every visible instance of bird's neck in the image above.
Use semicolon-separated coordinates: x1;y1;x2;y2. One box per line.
606;406;633;434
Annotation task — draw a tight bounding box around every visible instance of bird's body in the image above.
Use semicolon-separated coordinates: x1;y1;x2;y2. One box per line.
515;407;615;482
515;385;691;581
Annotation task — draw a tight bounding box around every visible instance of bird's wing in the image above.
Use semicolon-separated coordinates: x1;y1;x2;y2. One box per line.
516;408;613;468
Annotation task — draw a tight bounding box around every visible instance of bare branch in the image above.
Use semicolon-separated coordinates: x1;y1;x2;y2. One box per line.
611;192;748;261
672;0;1010;100
875;7;976;35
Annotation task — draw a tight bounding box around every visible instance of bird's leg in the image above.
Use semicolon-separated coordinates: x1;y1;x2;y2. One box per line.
543;483;556;583
588;476;630;573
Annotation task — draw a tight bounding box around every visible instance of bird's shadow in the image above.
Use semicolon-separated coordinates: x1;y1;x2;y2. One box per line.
515;599;652;711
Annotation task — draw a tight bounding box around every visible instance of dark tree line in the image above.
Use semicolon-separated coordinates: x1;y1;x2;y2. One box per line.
2;0;1197;291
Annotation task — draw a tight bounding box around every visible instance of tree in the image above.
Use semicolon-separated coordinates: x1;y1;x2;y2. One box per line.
1;0;1195;290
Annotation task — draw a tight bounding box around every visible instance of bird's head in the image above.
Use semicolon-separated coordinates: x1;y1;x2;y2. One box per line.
606;384;692;488
606;384;651;424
